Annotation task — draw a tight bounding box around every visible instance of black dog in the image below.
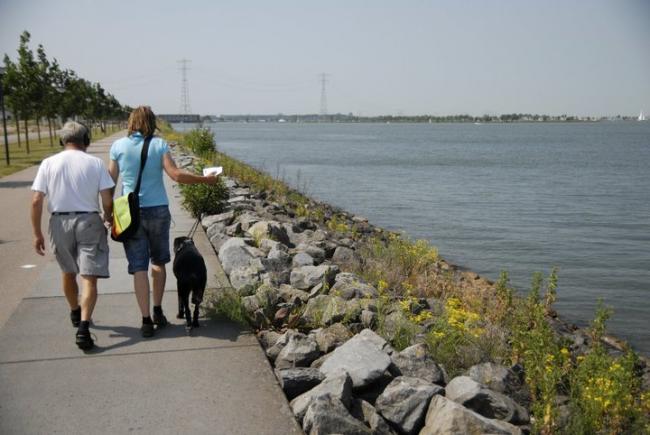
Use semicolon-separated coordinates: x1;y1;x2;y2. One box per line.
173;236;207;334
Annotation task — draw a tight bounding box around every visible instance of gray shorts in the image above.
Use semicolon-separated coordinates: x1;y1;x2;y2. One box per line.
49;213;110;278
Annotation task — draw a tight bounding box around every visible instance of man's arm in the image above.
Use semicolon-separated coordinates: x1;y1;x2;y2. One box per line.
100;188;113;226
31;191;46;256
107;160;119;196
162;153;220;185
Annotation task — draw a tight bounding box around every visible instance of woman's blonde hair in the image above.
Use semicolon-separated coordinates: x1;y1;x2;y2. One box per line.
128;106;157;137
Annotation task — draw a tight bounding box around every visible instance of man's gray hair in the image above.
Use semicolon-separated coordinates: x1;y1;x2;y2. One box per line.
59;121;89;145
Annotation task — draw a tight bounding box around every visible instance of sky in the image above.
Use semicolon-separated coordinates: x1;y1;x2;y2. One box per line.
1;0;649;117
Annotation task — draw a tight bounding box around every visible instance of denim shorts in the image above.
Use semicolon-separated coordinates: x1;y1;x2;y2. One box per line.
123;205;171;274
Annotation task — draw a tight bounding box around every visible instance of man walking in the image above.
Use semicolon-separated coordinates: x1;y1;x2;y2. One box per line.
31;121;114;350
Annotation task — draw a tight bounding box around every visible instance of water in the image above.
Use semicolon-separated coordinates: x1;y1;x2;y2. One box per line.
176;121;650;354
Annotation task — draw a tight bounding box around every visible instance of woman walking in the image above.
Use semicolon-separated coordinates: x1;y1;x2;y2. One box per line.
109;106;219;337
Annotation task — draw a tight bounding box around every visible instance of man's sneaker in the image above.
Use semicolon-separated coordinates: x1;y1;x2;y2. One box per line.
70;307;81;327
75;330;94;351
153;311;168;328
141;322;154;338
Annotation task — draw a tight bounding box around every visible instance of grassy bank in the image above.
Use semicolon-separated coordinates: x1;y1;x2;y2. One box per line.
163;122;649;434
0;123;122;177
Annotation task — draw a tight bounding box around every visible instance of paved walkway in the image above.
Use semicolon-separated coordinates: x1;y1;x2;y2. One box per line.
0;132;301;434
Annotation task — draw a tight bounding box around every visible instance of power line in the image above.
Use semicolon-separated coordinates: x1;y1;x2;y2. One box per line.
178;59;191;114
319;73;330;116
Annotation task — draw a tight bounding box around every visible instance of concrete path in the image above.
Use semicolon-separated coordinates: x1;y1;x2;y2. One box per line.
0;133;301;434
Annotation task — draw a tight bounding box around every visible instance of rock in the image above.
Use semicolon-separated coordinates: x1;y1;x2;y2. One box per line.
209;232;230;251
295;243;326;264
258;238;284;255
303;394;372;435
390;343;446;385
292;252;314;267
262;247;292;271
350;399;397;435
445;376;529;425
290;265;339;290
290;371;353;422
205;222;226;240
310;352;332;369
266;329;299;362
275;367;325;400
315;323;353;353
201;210;234;228
218;238;255;275
322;295;348;325
257;330;281;350
330;272;378;300
360;309;377;328
241;295;260;314
237;212;260;231
232;187;250;196
255;284;280;309
332;246;360;267
308;282;327;299
275;332;320;369
295;217;317;231
228;266;260;292
225;221;242;237
319;329;393;388
247;220;291;246
278;284;310;305
375;376;444;435
228;195;248;203
467;362;521;395
420;395;522;435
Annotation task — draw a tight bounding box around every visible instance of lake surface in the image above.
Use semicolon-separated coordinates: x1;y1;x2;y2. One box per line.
176;121;650;354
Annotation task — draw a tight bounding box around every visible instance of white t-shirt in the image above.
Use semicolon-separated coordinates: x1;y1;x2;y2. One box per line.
32;150;115;213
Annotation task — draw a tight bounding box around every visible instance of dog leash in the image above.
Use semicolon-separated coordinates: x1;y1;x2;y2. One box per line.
187;217;201;240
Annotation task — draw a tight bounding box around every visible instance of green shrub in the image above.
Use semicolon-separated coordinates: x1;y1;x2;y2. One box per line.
185;127;216;156
208;289;249;326
179;173;228;219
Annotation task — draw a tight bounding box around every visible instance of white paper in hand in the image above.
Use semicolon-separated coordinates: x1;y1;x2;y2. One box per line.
202;166;223;176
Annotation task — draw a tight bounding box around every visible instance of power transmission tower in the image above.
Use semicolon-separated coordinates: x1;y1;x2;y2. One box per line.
319;73;330;117
178;59;191;114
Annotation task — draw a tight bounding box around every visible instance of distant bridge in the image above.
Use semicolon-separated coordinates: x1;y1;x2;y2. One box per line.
158;114;201;123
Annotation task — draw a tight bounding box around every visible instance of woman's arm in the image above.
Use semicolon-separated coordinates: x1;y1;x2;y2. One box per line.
162;153;219;185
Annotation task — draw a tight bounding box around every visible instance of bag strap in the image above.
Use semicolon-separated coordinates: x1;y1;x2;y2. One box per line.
133;135;153;195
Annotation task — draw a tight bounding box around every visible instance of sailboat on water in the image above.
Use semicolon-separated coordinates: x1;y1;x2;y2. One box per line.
639;111;647;121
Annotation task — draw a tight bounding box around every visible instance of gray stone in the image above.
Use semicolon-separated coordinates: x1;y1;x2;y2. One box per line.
290;265;339;290
332;246;360;267
225;221;242;236
295;243;326;264
258;238;284;255
308;283;326;299
278;285;310;305
319;329;393;388
330;272;378;300
205;222;226;240
303;394;372;435
201;210;234;228
232;187;251;196
375;376;444;435
350;399;397;435
228;266;260;292
275;332;320;369
208;233;230;251
292;252;314;267
467;362;521;395
266;329;299;362
241;295;260;314
218;238;254;275
228;195;248;203
390;343;446;385
315;323;352;353
360;309;377;328
445;376;529;425
290;371;353;422
255;284;281;310
276;367;325;400
257;330;281;350
247;220;291;246
237;212;261;231
420;395;522;435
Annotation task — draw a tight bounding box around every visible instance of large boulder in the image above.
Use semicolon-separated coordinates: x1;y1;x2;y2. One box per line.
247;220;291;246
302;394;372;435
275;332;320;369
319;329;393;388
420;395;522;435
290;265;339;290
467;362;522;395
201;210;234;228
292;252;314;268
445;376;529;425
275;367;325;400
375;376;444;435
332;246;361;268
330;273;378;300
315;322;353;353
390;343;447;385
295;243;326;264
350;399;397;435
218;237;254;275
290;371;353;422
228;266;260;293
